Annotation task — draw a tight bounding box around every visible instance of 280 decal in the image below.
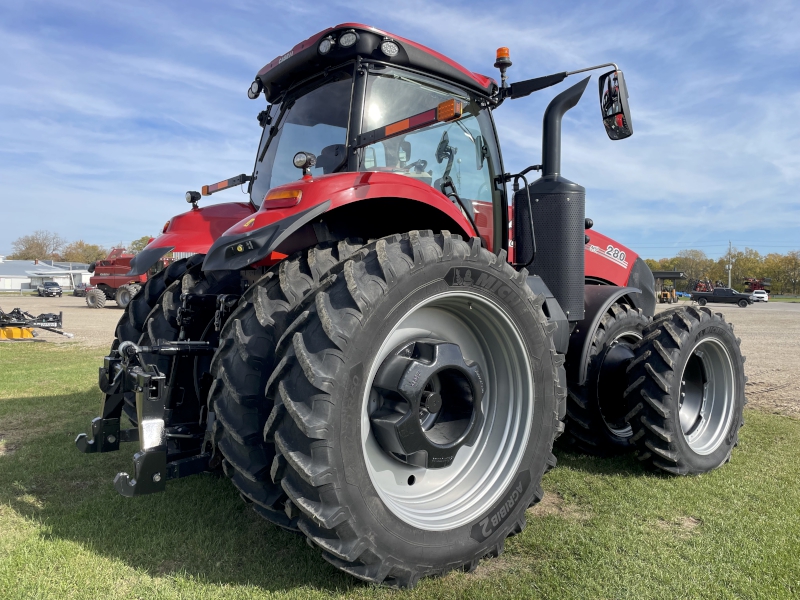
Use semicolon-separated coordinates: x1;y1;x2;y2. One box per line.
586;243;629;268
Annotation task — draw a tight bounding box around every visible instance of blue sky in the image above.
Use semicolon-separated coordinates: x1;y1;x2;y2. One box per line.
1;0;798;260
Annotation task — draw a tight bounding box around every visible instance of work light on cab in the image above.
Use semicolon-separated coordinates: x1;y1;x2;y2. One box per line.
247;80;262;100
380;38;400;56
318;36;334;55
339;30;358;47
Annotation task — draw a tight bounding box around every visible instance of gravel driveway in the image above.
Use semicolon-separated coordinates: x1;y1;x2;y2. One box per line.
4;295;798;418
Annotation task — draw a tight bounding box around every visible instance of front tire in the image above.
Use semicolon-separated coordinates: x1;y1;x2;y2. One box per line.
738;299;748;308
210;240;362;529
624;306;745;474
115;284;139;309
265;232;565;587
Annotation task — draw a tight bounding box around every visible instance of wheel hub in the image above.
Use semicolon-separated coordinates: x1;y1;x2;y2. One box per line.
596;331;641;437
369;339;485;469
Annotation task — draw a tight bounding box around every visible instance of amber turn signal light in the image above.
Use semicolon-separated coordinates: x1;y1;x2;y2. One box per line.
263;189;302;209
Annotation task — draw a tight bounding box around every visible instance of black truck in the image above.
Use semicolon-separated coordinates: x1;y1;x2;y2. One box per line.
691;287;753;307
36;281;63;297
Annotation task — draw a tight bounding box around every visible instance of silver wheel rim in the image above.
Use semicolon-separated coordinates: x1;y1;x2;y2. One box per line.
679;337;735;455
362;291;534;531
599;330;642;438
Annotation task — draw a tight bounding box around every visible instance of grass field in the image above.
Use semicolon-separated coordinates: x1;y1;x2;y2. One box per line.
1;344;798;599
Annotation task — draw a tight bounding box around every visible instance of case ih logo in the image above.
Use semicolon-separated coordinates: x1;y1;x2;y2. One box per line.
471;470;530;542
279;50;294;63
445;268;521;308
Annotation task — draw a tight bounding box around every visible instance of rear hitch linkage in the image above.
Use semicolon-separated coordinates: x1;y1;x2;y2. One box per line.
75;293;240;496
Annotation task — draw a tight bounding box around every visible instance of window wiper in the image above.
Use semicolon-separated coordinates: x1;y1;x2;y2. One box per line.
258;101;293;162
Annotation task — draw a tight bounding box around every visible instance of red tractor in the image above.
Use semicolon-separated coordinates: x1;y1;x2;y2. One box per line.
76;24;746;588
83;248;145;309
743;277;771;293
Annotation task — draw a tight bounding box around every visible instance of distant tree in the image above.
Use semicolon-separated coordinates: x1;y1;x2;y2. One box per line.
62;240;108;264
785;251;800;295
674;249;713;287
129;235;153;254
8;230;66;260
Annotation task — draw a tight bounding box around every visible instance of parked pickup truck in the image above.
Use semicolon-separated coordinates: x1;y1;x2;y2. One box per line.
37;281;63;297
691;287;753;308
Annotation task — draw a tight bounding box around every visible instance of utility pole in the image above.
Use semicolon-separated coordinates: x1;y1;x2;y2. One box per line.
727;241;732;288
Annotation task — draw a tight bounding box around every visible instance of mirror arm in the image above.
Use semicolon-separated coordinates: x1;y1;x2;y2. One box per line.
505;63;620;100
506;72;567;99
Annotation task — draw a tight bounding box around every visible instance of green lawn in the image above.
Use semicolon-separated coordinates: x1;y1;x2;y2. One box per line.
1;344;798;599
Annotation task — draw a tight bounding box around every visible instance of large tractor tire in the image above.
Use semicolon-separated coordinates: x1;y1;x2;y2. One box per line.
115;284;140;309
124;259;246;432
111;258;193;425
258;232;564;588
209;240;363;530
114;259;189;343
85;288;107;309
624;306;745;475
562;303;649;456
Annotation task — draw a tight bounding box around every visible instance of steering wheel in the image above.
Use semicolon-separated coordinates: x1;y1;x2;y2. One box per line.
408;159;428;173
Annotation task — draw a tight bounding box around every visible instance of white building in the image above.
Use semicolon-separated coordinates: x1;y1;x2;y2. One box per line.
0;256;91;291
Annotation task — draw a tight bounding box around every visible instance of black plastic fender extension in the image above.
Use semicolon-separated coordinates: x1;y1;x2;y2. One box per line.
525;275;569;355
564;285;642;386
201;201;331;272
126;245;175;277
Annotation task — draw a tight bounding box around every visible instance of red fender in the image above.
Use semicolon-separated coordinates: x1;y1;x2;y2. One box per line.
228;172;475;238
201;172;479;271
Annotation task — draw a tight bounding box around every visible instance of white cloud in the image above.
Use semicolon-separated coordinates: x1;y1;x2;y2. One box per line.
0;0;798;259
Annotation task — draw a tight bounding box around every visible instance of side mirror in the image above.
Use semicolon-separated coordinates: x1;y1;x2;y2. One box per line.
398;140;411;166
363;147;377;169
474;135;488;170
598;70;633;140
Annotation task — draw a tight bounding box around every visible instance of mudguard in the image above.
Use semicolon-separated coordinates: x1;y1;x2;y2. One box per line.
202;171;476;272
564;285;642;386
126;202;254;276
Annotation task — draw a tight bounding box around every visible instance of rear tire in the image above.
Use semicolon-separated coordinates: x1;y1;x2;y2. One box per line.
697;297;707;306
210;240;362;530
562;303;649;456
264;232;565;587
86;288;106;309
624;306;745;475
115;284;139;309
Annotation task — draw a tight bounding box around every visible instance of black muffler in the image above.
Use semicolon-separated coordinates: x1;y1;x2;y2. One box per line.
515;76;589;321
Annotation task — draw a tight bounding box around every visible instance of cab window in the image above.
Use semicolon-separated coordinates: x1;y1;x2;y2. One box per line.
361;67;496;247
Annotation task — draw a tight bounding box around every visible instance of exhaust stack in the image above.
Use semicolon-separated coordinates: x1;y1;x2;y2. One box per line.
515;76;590;321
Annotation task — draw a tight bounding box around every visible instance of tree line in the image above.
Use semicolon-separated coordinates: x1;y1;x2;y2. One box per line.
645;248;800;295
6;231;153;264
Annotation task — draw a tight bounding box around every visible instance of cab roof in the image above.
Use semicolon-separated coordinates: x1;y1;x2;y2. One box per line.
256;23;497;102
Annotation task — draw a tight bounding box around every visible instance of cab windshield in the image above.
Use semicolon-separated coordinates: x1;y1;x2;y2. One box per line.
250;66;354;207
359;67;494;207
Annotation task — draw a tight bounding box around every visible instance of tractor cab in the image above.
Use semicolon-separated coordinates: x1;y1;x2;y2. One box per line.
245;28;504;251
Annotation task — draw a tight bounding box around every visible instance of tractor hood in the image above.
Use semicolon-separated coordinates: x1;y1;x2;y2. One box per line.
202;171;475;272
126;202;254;276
